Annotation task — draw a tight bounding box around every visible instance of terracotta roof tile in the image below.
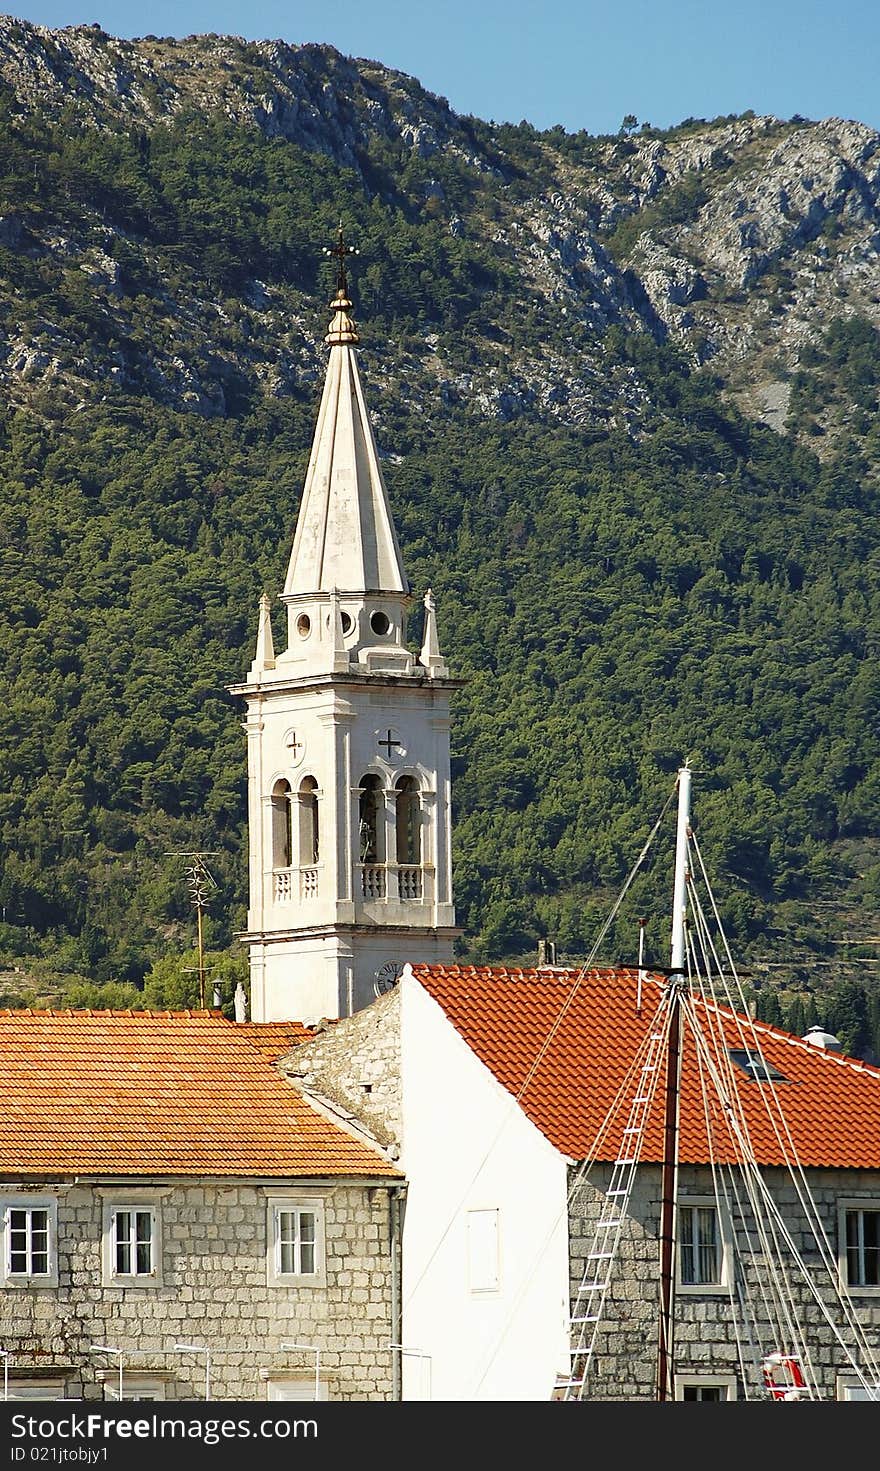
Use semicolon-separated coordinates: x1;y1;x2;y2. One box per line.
0;1010;399;1180
412;963;880;1170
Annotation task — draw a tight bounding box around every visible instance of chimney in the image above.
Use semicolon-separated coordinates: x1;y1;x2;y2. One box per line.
537;938;557;967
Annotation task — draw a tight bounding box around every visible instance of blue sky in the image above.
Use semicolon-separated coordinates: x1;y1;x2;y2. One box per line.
5;0;880;137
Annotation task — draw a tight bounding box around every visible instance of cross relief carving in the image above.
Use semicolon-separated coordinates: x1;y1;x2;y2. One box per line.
376;727;406;761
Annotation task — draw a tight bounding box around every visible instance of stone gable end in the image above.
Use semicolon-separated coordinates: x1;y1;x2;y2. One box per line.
278;988;402;1149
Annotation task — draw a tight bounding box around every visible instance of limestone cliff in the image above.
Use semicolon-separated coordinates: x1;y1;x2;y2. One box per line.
0;17;878;451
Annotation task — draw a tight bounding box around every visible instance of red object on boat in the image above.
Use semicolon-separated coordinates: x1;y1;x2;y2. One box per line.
762;1352;807;1400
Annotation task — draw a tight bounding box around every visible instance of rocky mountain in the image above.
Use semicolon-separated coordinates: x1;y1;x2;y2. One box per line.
0;17;879;446
0;18;878;1044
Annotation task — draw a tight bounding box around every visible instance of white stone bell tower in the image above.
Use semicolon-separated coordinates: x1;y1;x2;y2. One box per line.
230;233;460;1023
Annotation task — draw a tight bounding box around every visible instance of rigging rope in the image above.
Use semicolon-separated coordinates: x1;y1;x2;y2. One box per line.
401;776;680;1332
403;770;880;1402
683;883;817;1385
687;832;880;1388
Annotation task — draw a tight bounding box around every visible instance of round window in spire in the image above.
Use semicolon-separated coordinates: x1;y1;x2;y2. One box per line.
370;611;391;637
296;614;311;639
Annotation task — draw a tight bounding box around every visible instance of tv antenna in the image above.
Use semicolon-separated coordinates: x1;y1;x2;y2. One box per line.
167;851;221;1008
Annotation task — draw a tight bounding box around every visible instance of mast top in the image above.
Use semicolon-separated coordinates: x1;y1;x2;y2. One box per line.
669;764;692;975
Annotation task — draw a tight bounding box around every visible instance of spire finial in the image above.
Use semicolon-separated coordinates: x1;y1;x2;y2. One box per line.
323;223;360;346
327;221;357;296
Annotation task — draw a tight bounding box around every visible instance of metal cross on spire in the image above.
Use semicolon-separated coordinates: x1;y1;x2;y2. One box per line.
323;222;359;296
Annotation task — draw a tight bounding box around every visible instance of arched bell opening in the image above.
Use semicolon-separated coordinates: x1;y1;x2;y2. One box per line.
298;776;320;866
358;774;385;899
395;775;423;900
271;779;293;870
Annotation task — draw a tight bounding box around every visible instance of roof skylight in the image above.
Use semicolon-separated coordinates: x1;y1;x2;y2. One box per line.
728;1048;788;1083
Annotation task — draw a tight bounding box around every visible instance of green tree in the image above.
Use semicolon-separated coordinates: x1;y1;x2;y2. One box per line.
784;995;806;1038
142;948;248;1014
756;989;783;1026
825;981;872;1059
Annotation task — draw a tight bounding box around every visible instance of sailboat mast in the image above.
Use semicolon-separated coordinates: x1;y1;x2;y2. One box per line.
670;765;691;973
656;764;691;1402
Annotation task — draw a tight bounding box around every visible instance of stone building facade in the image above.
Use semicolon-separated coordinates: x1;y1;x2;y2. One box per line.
278;962;880;1401
282;987;403;1151
1;1178;400;1401
0;1009;404;1402
568;1163;880;1401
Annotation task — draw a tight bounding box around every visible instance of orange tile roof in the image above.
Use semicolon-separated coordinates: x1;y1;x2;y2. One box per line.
236;1019;318;1057
0;1009;399;1180
412;963;880;1171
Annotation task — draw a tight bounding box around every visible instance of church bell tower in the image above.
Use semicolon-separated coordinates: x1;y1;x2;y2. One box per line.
230;232;460;1022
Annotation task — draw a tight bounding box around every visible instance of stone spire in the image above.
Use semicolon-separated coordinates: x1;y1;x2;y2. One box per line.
248;591;276;679
328;586;349;673
418;588;449;678
282;228;407;600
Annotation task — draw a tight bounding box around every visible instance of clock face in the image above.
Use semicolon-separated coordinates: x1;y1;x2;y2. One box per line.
373;961;404;996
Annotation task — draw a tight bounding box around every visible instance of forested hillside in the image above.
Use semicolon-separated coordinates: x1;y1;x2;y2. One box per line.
0;21;878;1055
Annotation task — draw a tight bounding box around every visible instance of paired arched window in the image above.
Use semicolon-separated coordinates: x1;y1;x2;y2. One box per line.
271;779;293;869
298;777;319;865
358;775;383;863
395;776;421;865
358;775;422;865
272;776;320;872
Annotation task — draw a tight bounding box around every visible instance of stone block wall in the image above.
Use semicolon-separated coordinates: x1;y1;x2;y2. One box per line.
0;1178;399;1401
567;1163;880;1401
280;987;402;1150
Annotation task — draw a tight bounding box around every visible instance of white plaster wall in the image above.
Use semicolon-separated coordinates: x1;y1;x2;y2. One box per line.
399;970;571;1401
254;929;457;1022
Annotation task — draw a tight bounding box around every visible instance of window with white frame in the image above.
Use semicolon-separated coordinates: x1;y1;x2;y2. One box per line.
100;1373;169;1401
839;1201;880;1291
101;1199;162;1286
675;1375;737;1401
0;1197;58;1287
265;1376;328;1401
113;1209;154;1276
837;1375;880;1401
467;1208;500;1294
266;1198;326;1287
677;1197;730;1293
6;1379;69;1400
